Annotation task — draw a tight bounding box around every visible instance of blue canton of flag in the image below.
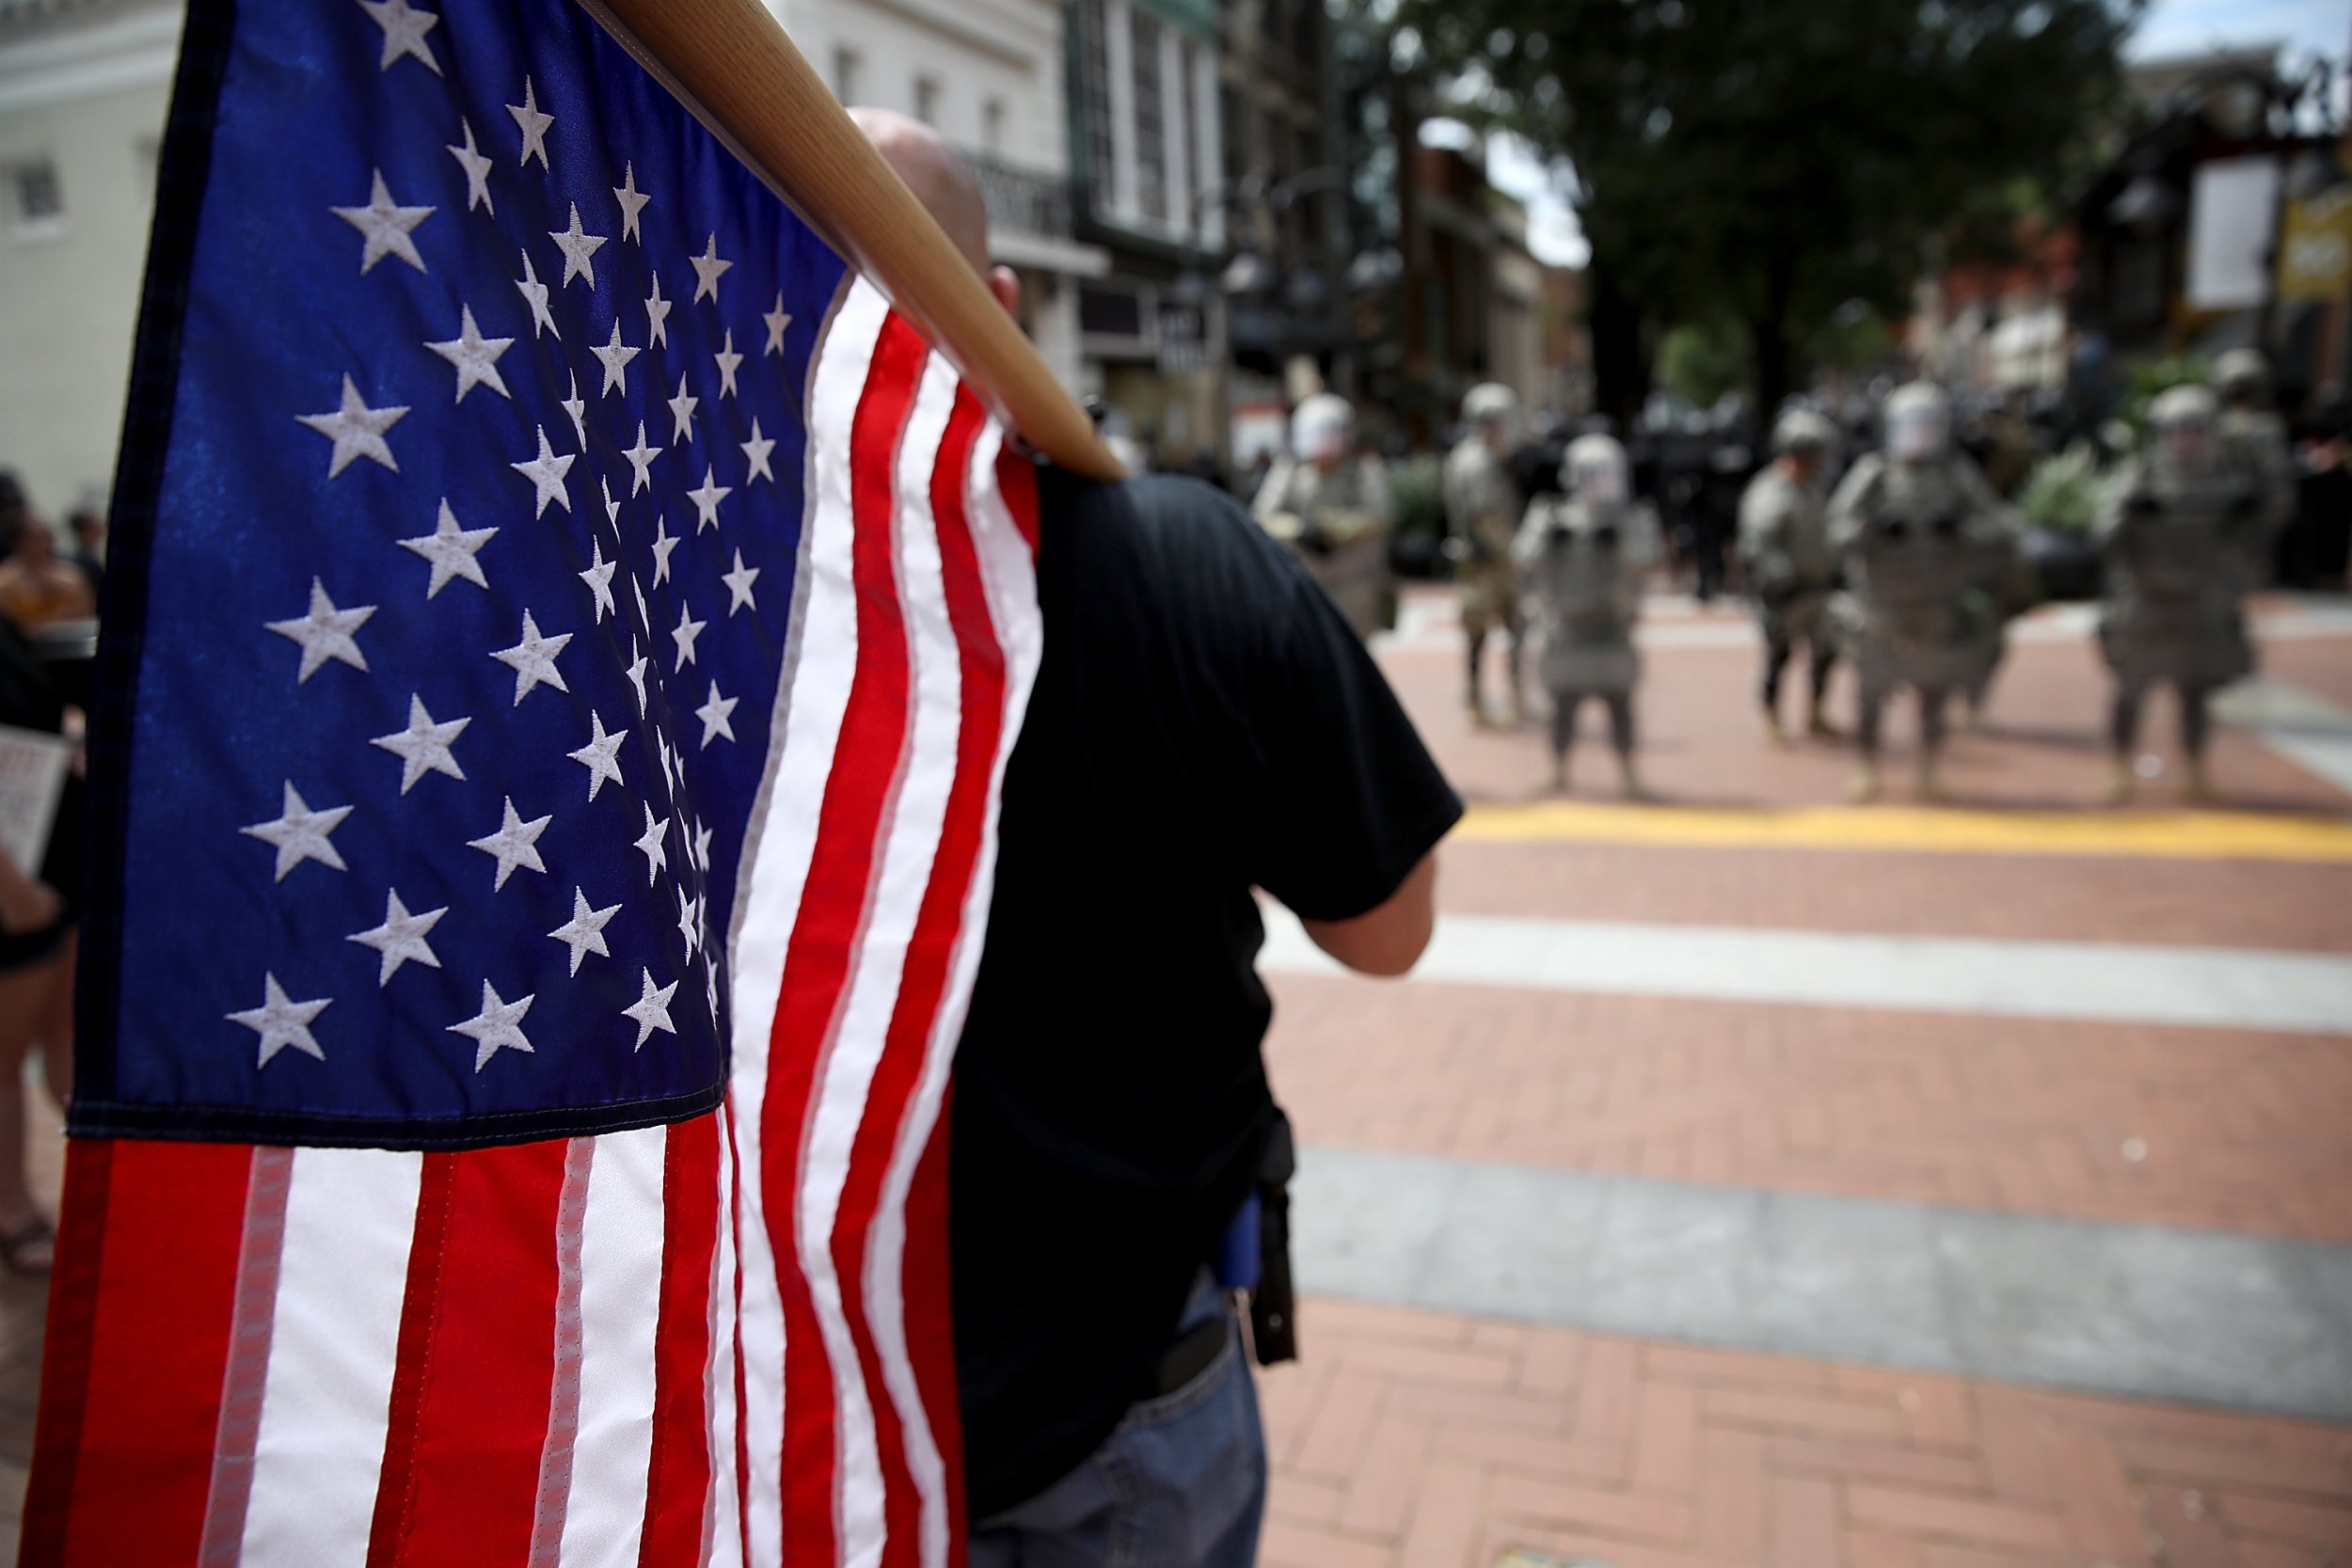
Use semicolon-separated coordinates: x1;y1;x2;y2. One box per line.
76;0;846;1143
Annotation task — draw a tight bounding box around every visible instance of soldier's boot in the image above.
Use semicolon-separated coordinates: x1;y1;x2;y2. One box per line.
2183;758;2214;805
1804;698;1842;741
1764;710;1790;747
1548;754;1571;794
2100;755;2133;807
1847;763;1882;803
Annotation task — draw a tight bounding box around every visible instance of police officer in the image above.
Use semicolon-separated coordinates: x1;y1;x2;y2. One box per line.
1252;393;1395;639
1829;382;2018;801
1445;383;1528;725
2215;348;2295;552
1738;410;1841;744
2095;385;2265;805
1517;434;1661;798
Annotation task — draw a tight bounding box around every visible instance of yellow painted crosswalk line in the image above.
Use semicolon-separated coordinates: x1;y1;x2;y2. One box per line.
1453;801;2352;862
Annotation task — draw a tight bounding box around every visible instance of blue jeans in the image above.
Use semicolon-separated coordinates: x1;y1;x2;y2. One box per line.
968;1275;1267;1568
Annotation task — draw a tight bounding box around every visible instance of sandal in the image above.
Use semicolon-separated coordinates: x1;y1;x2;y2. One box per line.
1;1215;55;1275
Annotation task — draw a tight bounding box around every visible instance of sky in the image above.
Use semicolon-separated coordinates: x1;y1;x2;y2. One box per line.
1482;0;2352;267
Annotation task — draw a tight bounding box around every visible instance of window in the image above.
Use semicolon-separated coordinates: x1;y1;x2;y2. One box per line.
1079;0;1117;209
914;74;941;126
9;158;64;238
1130;9;1168;224
982;97;1007;156
833;45;862;105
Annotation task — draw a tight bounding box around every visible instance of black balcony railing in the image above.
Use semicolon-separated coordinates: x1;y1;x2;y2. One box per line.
966;151;1073;243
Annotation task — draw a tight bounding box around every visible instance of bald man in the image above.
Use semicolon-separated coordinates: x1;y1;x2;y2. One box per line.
856;111;1457;1568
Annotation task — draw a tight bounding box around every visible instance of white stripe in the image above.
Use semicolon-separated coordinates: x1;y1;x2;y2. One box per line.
1256;908;2352;1035
800;347;963;1568
724;276;889;1568
555;1125;669;1568
866;419;1045;1568
706;1100;744;1568
238;1147;421;1567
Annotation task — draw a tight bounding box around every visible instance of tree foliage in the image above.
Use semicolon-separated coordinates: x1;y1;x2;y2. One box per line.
1397;0;2140;416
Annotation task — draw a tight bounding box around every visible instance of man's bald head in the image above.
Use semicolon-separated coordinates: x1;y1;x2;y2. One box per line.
849;107;993;277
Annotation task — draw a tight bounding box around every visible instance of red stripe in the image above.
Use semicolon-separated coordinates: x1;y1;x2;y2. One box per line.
367;1142;568;1568
20;1138;110;1568
762;309;930;1568
902;1101;965;1568
25;1140;253;1565
994;441;1041;555
833;387;1001;1568
638;1114;720;1568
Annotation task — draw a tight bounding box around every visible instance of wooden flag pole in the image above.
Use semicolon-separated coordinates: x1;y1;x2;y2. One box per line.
591;0;1126;482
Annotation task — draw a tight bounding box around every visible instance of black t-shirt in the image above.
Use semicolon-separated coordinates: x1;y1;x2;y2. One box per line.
949;469;1462;1518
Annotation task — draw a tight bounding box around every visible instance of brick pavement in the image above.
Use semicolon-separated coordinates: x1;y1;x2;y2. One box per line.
1265;977;2352;1243
1259;1296;2352;1568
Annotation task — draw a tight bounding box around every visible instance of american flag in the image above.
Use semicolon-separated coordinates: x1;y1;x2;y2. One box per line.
24;1;1043;1563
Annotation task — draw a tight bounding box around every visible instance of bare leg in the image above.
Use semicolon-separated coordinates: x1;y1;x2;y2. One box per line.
0;945;66;1264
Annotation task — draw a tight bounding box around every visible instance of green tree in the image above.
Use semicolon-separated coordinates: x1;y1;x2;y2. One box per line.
1399;0;2137;420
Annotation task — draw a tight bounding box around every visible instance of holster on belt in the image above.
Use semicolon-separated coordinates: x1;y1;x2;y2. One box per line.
1250;1108;1298;1367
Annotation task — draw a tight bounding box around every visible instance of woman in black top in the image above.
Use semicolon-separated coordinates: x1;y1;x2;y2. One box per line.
0;612;79;1274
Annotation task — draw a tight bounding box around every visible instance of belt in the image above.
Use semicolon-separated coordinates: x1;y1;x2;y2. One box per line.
1150;1312;1230;1399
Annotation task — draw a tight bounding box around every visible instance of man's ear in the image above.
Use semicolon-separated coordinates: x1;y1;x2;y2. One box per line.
989;263;1022;316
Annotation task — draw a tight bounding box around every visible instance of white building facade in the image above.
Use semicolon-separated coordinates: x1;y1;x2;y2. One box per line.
0;0;1103;526
770;0;1106;393
0;0;181;521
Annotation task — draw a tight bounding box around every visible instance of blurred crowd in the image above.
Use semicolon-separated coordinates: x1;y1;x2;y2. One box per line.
1222;346;2336;805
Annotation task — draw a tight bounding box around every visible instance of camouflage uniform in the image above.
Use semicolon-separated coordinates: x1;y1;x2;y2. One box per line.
1738;455;1838;734
1444;433;1525;719
1828;447;2018;793
1252;453;1395;640
1516;454;1659;793
2217;348;2296;557
2097;387;2266;801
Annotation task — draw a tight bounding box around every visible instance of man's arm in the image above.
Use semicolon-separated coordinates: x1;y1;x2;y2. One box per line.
1298;848;1437;977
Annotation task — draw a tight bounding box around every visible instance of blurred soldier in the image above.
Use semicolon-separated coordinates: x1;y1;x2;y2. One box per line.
1517;435;1661;797
2215;348;2295;552
2094;386;2265;805
1829;382;2016;801
1252;393;1394;638
1444;383;1526;725
1739;410;1841;744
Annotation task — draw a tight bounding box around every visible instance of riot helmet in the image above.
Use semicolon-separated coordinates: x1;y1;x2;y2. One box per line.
2214;348;2269;405
1883;383;1952;464
2148;384;2220;484
1772;409;1836;457
1290;393;1356;468
1461;382;1520;446
1562;434;1630;507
